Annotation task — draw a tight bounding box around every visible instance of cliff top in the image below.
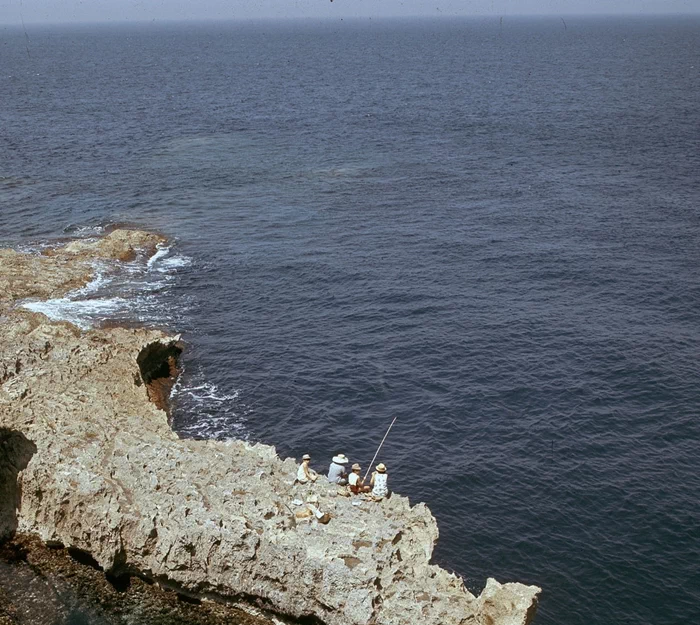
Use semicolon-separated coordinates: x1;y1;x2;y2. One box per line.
0;229;541;625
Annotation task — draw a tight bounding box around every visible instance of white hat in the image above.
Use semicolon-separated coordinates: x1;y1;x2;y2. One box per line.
302;454;311;461
332;454;348;464
376;463;386;473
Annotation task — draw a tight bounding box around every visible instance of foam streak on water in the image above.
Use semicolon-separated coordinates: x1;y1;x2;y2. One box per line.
22;295;130;330
170;368;247;441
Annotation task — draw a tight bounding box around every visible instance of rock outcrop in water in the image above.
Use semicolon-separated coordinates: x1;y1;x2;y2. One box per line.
0;230;541;625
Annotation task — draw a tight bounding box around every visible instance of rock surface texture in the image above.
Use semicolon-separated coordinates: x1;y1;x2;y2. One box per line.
0;230;541;625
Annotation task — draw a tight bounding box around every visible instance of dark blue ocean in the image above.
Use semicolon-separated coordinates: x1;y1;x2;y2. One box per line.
2;16;699;625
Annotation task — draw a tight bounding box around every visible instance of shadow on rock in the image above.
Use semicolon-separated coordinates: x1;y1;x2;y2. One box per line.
0;429;36;542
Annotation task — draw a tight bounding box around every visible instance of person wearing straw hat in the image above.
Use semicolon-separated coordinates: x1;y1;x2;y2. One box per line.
348;463;370;494
327;453;349;485
369;463;389;499
296;453;318;484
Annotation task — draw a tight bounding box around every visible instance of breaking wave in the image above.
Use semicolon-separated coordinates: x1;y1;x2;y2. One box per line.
62;223;107;237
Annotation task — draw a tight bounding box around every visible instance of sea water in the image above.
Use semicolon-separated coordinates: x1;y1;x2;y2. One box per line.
1;16;699;625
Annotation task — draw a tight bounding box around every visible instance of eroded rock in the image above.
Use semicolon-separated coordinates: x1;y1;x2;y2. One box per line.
0;249;92;304
137;340;184;412
0;231;541;625
48;229;168;262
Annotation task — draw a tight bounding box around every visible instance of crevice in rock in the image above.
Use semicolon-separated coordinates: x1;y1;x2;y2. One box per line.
0;541;27;564
178;592;202;605
297;616;326;625
67;547;102;571
136;340;183;412
1;535;285;625
106;547;130;592
158;579;331;625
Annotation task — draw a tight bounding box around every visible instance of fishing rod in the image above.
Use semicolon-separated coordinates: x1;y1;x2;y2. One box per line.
363;416;397;483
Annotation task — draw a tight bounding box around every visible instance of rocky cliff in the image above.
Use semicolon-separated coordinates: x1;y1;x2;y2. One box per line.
0;230;541;625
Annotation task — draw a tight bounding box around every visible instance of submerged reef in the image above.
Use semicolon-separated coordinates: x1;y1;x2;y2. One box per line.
0;230;541;625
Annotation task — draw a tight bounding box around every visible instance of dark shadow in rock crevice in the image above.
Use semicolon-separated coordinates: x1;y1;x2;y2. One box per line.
105;572;131;593
0;428;36;543
67;547;102;571
136;341;183;413
297;616;327;625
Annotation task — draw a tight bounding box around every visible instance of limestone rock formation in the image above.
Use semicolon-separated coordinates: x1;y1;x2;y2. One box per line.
0;230;541;625
0;249;92;303
49;229;168;262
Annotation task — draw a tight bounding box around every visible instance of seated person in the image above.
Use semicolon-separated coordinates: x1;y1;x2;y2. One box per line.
296;453;318;484
327;453;349;485
369;463;389;499
348;463;371;494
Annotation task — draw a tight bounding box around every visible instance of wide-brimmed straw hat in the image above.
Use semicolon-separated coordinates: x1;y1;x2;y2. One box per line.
332;454;348;464
302;454;311;461
376;463;387;473
351;463;361;471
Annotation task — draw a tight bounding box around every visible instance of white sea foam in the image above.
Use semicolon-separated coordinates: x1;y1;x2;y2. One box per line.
182;383;239;403
72;265;112;297
20;260;122;329
147;244;171;269
170;368;248;440
18;231;192;330
70;225;106;236
154;255;192;272
144;244;192;274
22;297;129;330
176;417;248;441
15;241;56;255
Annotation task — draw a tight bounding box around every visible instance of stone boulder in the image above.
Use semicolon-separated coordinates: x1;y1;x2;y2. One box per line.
49;229;168;262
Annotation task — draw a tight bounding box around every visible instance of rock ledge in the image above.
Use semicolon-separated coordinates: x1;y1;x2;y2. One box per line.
0;230;541;625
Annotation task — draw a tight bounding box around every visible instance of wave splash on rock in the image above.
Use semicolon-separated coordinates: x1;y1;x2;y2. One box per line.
17;232;191;331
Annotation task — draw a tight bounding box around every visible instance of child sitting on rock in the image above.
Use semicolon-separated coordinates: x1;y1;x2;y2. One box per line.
348;463;370;494
296;453;318;484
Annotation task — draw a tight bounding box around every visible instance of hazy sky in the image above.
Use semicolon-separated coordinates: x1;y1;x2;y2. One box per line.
1;0;699;25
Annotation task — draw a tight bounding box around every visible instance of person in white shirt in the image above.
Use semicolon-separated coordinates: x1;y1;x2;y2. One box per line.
327;454;349;485
296;453;318;484
369;463;389;499
348;463;370;494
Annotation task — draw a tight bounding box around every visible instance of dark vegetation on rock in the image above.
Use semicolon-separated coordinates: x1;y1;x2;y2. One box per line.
0;535;275;625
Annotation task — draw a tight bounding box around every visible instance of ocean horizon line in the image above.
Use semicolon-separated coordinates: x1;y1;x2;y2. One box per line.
2;12;700;30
